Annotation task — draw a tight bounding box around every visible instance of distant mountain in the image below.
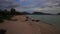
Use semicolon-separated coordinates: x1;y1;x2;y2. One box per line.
21;12;31;15
57;13;60;15
32;12;52;15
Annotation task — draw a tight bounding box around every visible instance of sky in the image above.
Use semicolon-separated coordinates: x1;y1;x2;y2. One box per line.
0;0;60;14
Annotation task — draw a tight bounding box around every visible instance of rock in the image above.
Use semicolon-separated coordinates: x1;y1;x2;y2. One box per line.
25;19;28;21
26;17;29;19
31;19;35;21
0;29;6;34
35;20;40;22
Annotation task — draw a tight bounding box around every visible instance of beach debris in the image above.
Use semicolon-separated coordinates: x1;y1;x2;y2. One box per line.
31;19;40;22
0;29;6;34
25;19;28;21
31;19;35;21
26;16;29;18
35;20;40;22
25;17;29;21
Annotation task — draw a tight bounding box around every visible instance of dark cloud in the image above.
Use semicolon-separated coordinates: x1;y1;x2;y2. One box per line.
20;0;60;8
6;4;20;8
0;0;20;9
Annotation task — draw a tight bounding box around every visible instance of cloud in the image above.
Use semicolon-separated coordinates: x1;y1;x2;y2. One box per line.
18;0;60;14
20;0;41;8
0;0;20;9
2;0;60;15
42;0;60;7
28;7;60;14
20;0;60;8
0;0;60;9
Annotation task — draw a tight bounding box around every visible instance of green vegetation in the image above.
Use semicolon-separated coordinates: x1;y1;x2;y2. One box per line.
0;8;21;23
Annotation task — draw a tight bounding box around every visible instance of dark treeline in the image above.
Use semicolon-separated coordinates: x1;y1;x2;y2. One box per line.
0;8;21;23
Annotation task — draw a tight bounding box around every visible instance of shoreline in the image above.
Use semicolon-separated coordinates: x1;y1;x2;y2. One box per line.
0;15;60;34
26;15;60;27
26;16;54;25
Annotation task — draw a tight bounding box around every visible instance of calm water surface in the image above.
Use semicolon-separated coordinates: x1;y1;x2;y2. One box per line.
27;15;60;27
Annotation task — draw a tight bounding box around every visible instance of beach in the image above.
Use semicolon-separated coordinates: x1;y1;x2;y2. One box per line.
0;15;60;34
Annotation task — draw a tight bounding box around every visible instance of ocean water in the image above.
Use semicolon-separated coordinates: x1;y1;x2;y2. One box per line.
27;15;60;27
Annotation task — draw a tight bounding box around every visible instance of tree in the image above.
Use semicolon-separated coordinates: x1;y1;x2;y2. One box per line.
0;9;2;12
10;8;16;15
10;8;16;13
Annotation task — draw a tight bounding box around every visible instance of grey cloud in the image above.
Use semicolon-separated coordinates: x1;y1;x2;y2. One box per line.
43;0;60;7
6;4;20;8
0;0;20;9
20;0;60;8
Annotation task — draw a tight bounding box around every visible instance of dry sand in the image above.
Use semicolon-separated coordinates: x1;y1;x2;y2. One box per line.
0;15;60;34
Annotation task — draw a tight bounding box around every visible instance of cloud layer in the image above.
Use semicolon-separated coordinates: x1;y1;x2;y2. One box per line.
0;0;60;14
0;0;20;9
19;0;60;14
20;0;60;8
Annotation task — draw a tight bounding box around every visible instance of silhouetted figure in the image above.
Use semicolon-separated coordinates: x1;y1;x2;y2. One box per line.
0;29;6;34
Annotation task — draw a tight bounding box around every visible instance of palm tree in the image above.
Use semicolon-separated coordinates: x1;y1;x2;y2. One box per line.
10;8;16;15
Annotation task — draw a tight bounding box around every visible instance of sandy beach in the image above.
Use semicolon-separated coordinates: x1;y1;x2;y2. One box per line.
0;15;60;34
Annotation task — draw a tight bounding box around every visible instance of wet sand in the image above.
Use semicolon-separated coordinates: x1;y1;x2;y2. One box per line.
0;15;60;34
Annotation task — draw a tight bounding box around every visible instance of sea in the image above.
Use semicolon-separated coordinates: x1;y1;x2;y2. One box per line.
27;15;60;27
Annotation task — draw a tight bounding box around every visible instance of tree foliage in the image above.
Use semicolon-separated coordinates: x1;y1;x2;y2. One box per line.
0;8;21;23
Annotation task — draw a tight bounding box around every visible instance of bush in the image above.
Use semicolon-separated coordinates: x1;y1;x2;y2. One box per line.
0;8;21;23
0;18;4;23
